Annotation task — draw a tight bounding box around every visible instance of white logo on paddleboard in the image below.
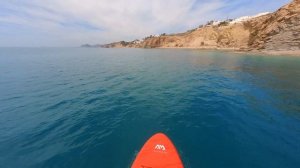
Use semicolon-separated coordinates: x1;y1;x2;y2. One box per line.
155;144;166;151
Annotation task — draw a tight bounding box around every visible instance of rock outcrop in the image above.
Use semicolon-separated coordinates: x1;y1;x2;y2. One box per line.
101;21;255;50
248;0;300;51
99;0;300;53
139;22;251;49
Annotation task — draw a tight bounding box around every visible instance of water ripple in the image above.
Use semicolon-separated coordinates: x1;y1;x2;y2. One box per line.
0;48;299;168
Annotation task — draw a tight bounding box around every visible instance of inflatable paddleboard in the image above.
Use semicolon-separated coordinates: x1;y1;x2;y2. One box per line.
131;133;184;168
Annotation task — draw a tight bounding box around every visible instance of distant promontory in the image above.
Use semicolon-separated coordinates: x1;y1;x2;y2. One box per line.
83;0;300;55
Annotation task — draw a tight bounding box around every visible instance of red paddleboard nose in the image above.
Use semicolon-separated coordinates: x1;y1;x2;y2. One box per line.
131;133;184;168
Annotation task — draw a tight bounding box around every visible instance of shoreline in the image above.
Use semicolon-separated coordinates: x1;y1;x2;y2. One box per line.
158;47;300;56
95;0;300;57
101;46;300;56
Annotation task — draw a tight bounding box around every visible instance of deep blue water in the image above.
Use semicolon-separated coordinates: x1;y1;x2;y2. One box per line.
0;47;299;168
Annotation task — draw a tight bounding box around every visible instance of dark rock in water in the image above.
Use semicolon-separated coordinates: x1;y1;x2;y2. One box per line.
81;44;93;47
81;44;103;48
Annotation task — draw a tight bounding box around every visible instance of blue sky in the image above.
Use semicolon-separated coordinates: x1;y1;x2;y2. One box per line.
0;0;291;47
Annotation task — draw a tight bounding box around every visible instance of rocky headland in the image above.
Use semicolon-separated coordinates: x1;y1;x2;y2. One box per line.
85;0;300;55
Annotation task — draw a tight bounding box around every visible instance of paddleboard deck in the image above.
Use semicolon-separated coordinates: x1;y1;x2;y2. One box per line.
131;133;184;168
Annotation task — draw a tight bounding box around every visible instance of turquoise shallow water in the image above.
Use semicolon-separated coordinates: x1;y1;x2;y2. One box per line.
0;48;299;168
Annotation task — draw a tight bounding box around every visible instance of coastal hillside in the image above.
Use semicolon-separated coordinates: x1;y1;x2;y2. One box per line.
248;0;300;51
97;0;300;53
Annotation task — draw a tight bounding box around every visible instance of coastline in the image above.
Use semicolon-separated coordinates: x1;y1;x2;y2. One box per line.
102;46;300;56
169;48;300;56
96;0;300;57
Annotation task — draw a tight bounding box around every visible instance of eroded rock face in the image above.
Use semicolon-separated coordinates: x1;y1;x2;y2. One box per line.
249;0;300;51
121;23;251;49
102;0;300;52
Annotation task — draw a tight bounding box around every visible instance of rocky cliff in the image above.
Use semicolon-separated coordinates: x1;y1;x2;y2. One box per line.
99;0;300;53
248;0;300;51
139;21;251;49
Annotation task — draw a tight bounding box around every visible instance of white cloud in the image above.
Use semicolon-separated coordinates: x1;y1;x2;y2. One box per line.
0;0;226;46
0;0;290;46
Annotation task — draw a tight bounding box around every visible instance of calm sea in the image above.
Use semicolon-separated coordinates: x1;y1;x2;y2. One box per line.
0;47;299;168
